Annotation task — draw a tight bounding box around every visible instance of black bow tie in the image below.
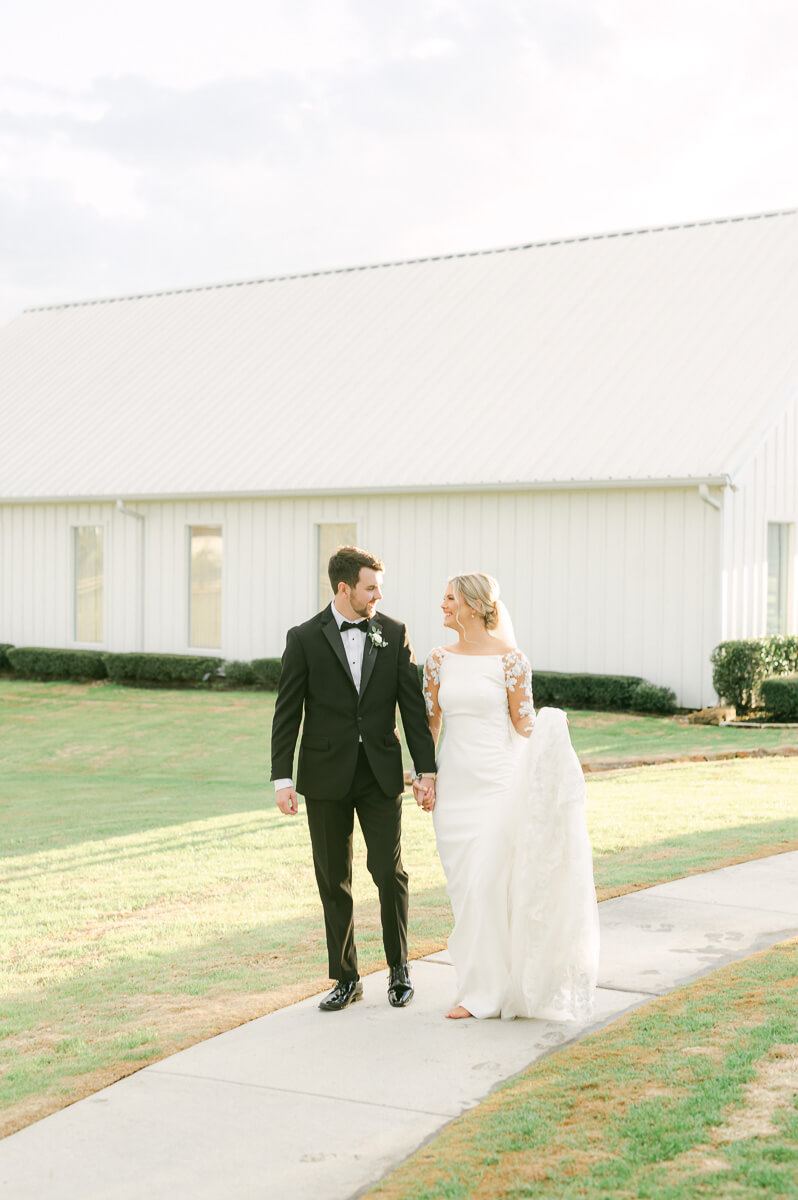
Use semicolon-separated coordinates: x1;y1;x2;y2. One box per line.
340;619;369;633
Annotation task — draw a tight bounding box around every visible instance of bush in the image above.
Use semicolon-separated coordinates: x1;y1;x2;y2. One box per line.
760;675;798;721
102;652;223;686
629;681;677;714
416;661;674;713
251;658;282;689
7;646;108;681
532;671;646;711
711;636;798;711
0;643;14;671
220;660;255;686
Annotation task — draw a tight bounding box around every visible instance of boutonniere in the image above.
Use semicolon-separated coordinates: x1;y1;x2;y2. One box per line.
368;626;388;649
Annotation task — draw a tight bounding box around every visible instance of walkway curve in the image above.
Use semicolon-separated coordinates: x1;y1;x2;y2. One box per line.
1;851;797;1200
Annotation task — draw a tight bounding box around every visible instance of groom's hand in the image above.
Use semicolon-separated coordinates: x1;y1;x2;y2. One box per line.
412;777;436;813
275;785;299;816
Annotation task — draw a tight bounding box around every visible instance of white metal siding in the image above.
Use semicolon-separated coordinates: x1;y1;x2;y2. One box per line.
722;394;798;638
1;486;719;706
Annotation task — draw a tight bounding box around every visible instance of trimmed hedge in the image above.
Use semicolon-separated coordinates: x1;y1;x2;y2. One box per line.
0;645;676;711
532;671;675;713
7;646;107;680
711;635;798;711
221;660;255;686
761;675;798;722
102;652;224;686
416;663;676;713
0;643;14;671
251;658;282;690
628;680;678;714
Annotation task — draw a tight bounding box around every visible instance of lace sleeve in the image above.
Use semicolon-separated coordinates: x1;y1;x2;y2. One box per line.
422;648;445;725
503;650;535;737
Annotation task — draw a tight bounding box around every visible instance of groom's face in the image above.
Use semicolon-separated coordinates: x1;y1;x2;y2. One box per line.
342;568;383;619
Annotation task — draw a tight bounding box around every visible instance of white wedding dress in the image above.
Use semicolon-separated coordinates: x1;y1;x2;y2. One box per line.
424;648;599;1021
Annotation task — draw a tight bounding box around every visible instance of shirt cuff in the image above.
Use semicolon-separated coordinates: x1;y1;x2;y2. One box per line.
273;778;294;791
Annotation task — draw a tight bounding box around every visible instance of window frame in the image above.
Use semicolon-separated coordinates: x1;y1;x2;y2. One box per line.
71;522;107;647
187;522;224;651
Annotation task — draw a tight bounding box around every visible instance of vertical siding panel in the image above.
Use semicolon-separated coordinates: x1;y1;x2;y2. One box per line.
21;506;33;642
513;493;534;662
583;491;606;672
621;491;644;676
548;493;569;670
640;490;665;684
57;506;70;647
565;491;588;670
602;491;625;675
0;507;8;640
531;492;552;668
249;499;267;657
701;498;723;705
263;499;281;652
662;490;686;698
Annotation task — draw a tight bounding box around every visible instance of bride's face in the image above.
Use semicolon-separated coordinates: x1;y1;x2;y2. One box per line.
441;585;473;630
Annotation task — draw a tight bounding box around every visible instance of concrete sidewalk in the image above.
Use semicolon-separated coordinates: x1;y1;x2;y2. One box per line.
2;851;797;1200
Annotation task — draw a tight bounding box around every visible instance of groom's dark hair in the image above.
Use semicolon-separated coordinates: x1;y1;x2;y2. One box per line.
328;546;385;593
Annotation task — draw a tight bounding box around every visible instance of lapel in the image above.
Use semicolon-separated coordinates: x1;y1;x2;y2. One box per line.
359;618;381;699
320;607;358;693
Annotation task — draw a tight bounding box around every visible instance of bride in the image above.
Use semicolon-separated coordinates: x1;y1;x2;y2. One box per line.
419;572;599;1022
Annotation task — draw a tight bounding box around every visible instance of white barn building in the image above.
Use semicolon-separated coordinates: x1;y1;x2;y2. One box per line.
2;209;798;708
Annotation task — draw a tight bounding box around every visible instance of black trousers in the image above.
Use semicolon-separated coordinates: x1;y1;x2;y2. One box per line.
305;744;408;981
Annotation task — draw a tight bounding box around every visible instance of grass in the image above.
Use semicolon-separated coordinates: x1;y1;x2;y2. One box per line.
1;679;797;1138
365;937;798;1200
566;709;798;764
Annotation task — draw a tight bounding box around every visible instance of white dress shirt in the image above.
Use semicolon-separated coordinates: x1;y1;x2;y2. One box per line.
273;602;367;792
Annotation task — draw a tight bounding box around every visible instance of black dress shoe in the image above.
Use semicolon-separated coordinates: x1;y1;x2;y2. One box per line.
318;979;363;1012
388;963;414;1008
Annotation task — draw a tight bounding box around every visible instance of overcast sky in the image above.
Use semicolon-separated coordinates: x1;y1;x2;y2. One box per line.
1;0;796;325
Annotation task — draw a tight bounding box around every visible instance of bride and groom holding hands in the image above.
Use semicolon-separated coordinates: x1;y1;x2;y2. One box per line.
271;545;599;1021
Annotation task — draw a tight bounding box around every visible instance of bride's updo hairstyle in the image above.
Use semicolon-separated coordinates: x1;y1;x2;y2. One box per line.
449;572;501;630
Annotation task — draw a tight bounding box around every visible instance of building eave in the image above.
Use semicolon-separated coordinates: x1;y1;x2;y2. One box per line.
0;475;734;505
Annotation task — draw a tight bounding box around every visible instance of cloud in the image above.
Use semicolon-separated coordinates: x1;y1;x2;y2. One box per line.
0;0;797;325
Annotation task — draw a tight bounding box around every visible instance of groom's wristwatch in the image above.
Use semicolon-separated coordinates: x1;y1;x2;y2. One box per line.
414;771;436;780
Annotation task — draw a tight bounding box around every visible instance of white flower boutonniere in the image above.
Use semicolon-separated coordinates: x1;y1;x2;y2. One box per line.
368;626;388;649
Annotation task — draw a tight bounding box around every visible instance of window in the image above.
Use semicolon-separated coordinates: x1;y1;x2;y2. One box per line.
767;522;792;635
74;526;104;643
318;523;357;611
189;525;222;648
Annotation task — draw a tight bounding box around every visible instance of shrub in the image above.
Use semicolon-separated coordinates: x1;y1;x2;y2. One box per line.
711;636;798;711
760;675;798;721
102;652;223;686
7;646;107;680
532;671;646;711
220;660;255;686
0;643;14;671
762;634;798;678
629;681;677;714
251;658;282;689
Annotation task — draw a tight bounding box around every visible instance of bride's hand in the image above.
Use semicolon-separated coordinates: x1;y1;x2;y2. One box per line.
412;777;436;812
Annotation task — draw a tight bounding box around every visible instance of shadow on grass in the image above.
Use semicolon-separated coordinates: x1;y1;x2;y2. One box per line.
0;775;280;858
1;882;456;1040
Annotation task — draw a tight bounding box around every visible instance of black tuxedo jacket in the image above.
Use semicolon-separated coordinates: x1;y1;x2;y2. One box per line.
270;606;437;800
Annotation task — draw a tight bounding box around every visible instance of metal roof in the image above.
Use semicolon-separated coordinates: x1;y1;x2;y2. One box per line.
2;208;797;501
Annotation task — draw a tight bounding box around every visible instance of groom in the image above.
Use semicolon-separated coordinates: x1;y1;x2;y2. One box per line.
271;546;437;1011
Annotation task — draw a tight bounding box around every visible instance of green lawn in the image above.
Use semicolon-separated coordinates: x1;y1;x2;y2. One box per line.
366;937;798;1200
1;680;797;1139
568;709;798;764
